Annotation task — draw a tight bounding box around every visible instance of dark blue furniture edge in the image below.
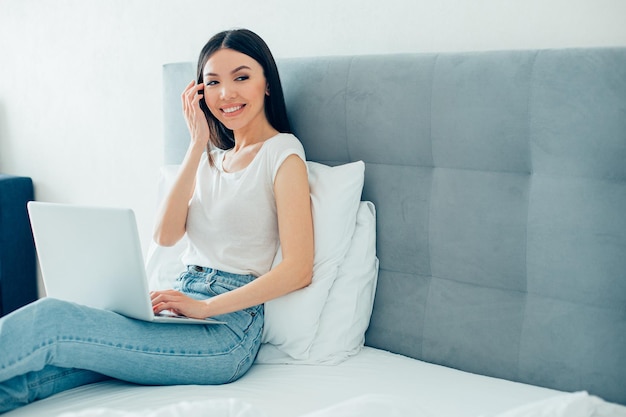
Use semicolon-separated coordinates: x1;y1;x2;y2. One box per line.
0;174;38;316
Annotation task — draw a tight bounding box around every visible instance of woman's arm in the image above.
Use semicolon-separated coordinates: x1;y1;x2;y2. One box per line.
151;154;314;318
153;81;209;246
152;144;202;246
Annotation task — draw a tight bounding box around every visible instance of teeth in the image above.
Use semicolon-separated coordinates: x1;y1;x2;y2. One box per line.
222;105;242;113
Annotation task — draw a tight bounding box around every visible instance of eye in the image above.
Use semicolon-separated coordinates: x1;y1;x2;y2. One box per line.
205;80;218;86
235;75;249;81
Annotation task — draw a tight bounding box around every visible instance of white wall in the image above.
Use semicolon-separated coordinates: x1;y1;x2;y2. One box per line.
1;0;625;263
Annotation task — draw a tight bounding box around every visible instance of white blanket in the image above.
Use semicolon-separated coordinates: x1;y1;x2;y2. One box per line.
483;391;626;417
58;392;626;417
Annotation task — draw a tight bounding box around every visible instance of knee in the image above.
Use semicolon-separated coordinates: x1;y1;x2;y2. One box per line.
31;297;71;312
23;298;78;323
0;298;71;350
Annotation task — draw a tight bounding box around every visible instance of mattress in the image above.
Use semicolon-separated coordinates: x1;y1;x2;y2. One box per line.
5;346;605;417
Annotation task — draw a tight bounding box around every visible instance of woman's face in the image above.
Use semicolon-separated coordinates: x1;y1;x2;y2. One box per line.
202;48;269;135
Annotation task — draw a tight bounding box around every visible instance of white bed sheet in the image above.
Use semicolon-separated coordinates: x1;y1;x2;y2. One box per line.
4;347;580;417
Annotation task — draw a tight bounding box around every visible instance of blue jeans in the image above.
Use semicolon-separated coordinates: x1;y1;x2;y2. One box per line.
0;267;263;413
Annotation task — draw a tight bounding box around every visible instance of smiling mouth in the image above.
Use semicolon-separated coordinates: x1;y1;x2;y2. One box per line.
221;104;245;115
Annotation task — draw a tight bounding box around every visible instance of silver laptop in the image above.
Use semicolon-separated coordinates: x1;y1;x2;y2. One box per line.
27;201;222;325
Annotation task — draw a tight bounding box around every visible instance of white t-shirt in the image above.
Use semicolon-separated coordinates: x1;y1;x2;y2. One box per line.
181;133;306;277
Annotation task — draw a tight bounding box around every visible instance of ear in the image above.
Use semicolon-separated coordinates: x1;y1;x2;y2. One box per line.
265;84;270;96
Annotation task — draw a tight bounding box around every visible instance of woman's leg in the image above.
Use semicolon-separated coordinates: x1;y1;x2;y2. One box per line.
0;366;109;411
0;294;263;413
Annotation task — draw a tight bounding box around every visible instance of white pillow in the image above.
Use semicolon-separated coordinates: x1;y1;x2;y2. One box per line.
256;201;378;364
261;161;365;358
145;160;365;360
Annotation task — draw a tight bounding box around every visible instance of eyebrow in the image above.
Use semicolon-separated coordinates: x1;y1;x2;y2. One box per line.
204;65;251;78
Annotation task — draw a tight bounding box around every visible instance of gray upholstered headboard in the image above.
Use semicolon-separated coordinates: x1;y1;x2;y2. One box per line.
163;48;626;405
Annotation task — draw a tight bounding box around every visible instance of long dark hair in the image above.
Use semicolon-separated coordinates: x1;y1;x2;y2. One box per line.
196;29;291;155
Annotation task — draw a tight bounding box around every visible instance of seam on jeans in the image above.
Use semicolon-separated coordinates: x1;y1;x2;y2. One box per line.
27;368;77;389
0;337;56;375
56;338;239;357
227;311;263;383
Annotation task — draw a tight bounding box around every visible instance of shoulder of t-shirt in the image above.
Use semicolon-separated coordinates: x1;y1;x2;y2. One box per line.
267;133;307;182
265;133;306;159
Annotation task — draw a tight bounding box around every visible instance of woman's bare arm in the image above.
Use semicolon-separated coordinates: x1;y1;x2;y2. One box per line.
153;81;209;246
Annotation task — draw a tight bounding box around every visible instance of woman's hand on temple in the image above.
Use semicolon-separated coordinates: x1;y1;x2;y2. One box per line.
182;80;211;149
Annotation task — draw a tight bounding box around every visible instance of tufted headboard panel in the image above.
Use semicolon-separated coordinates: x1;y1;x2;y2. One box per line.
163;48;626;404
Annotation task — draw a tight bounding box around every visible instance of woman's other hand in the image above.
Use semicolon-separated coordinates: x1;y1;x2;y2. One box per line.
150;290;210;319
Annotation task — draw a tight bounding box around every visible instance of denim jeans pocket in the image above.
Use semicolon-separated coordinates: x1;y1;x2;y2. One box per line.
174;269;217;298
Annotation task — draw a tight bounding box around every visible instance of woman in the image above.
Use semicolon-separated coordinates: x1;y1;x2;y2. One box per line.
0;28;314;412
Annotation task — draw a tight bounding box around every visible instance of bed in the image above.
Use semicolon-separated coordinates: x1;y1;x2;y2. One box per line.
7;47;626;416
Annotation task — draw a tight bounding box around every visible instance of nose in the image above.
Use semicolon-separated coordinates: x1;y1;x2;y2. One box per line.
219;82;236;100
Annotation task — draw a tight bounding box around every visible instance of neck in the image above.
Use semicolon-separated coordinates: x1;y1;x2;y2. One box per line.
232;122;279;151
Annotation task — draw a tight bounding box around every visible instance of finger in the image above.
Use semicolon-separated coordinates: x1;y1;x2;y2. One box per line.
187;88;204;110
181;81;194;101
181;81;200;110
150;290;177;305
150;291;165;302
153;303;171;315
191;92;204;107
152;297;176;310
153;301;184;317
183;82;204;99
